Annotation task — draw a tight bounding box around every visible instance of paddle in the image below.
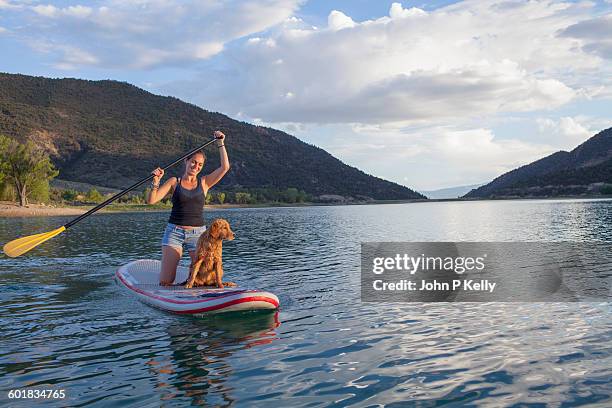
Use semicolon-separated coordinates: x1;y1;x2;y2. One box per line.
3;137;219;258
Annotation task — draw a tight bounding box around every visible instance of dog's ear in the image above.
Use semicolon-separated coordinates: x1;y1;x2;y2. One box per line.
209;219;222;239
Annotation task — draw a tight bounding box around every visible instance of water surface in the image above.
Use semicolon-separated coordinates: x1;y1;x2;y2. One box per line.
1;199;611;406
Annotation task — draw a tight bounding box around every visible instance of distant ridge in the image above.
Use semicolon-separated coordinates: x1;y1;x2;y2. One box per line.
421;183;485;199
464;127;612;198
0;73;424;200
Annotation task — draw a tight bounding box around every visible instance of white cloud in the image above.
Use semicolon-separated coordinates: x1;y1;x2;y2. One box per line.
292;123;558;190
8;0;304;69
26;39;100;69
250;114;607;190
327;10;355;31
389;3;427;18
536;116;597;148
53;45;100;70
174;0;607;125
430;129;555;181
192;42;224;60
32;4;58;17
63;5;93;19
0;0;22;10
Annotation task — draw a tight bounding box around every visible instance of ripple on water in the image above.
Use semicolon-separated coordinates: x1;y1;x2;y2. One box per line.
1;201;611;406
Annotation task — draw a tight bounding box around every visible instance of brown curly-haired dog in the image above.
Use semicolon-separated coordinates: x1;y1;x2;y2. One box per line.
185;218;236;289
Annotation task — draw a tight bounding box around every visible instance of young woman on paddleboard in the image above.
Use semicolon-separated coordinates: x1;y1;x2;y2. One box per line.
147;131;229;285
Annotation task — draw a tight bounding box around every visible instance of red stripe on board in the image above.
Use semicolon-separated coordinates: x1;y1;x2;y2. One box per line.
172;296;280;314
116;268;278;306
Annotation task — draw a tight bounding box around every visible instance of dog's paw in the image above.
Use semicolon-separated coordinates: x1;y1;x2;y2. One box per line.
224;281;237;287
185;282;194;289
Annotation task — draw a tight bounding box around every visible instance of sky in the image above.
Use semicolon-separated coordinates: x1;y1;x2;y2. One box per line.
0;0;611;191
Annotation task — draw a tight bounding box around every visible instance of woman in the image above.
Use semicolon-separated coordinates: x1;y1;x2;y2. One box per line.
147;130;230;285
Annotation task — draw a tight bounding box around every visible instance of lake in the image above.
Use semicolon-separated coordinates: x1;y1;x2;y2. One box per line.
1;199;611;407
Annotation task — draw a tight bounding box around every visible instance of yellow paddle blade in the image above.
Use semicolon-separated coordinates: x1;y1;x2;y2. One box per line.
3;226;66;258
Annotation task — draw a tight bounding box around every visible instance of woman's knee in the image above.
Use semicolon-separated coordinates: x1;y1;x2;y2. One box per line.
162;245;182;259
160;245;182;284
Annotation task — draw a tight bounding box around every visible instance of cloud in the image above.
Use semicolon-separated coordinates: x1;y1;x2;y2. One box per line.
327;10;355;31
253;113;607;190
560;14;612;40
32;4;59;17
0;0;22;10
389;3;427;18
8;0;304;69
430;129;555;179
560;15;612;59
297;123;558;190
251;63;574;123
536;116;597;148
171;0;607;125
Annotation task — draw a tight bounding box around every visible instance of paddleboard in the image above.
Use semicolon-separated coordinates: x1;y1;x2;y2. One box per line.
115;259;279;315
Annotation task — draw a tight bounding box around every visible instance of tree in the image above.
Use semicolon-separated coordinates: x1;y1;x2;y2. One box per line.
284;187;299;203
217;192;226;204
0;183;16;201
205;192;214;205
0;136;9;187
235;192;251;204
62;189;79;202
129;193;143;204
86;188;104;203
0;135;59;206
29;178;52;203
142;187;151;203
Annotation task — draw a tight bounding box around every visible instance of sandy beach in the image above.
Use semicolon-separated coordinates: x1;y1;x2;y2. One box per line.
0;201;265;217
0;202;89;218
0;201;172;218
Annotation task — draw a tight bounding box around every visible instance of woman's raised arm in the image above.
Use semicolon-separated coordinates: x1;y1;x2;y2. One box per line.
204;131;230;190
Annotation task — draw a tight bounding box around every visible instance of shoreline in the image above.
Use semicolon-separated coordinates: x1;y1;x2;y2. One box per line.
1;195;611;218
0;201;246;218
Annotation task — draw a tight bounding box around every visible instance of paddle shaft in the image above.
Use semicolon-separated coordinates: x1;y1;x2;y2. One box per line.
64;138;218;229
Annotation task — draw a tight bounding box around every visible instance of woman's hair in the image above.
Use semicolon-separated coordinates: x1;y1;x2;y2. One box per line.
186;149;206;161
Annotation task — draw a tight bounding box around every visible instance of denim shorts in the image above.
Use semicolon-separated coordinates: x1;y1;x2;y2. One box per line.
161;223;207;253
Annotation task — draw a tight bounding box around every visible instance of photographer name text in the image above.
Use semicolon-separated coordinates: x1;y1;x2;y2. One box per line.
373;279;496;293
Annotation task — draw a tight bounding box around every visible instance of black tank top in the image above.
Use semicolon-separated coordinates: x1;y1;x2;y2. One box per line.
168;177;205;226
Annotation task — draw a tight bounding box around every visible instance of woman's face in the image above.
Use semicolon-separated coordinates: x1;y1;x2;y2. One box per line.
185;153;205;176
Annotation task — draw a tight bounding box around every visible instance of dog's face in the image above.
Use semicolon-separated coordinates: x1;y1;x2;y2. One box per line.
209;218;235;241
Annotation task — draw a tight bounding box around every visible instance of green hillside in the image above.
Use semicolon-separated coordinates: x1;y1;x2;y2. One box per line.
0;73;425;201
465;127;612;198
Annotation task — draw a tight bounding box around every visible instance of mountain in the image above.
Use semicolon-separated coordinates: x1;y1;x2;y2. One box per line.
464;128;612;198
0;73;424;200
421;183;485;199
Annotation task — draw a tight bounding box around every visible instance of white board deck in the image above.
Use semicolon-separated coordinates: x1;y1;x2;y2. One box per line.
115;259;279;315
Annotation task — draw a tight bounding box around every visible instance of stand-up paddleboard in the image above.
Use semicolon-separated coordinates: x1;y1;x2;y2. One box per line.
116;260;279;315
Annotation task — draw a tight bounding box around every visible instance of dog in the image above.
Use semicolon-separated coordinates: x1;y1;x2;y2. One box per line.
185;218;236;289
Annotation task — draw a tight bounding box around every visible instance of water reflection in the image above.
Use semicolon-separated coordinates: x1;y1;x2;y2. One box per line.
148;312;279;406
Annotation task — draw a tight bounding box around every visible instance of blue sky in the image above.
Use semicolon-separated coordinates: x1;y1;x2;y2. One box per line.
0;0;610;190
